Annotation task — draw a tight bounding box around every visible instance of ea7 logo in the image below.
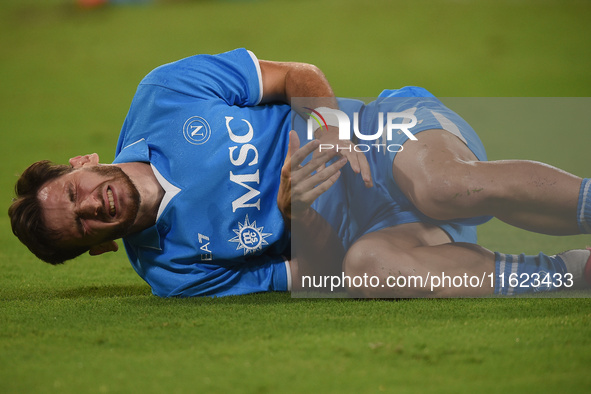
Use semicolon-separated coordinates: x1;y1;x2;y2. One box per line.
198;233;213;261
306;107;418;142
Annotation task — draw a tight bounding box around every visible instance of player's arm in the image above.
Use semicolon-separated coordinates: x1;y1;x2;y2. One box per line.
258;60;372;187
259;60;338;110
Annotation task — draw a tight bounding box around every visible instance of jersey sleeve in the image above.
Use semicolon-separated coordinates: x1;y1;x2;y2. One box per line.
164;257;290;298
139;48;263;106
125;241;290;298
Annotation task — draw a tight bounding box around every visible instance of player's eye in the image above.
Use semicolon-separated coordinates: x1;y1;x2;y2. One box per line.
67;184;85;236
68;183;77;203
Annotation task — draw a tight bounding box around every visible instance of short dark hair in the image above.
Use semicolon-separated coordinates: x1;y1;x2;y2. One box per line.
8;160;88;265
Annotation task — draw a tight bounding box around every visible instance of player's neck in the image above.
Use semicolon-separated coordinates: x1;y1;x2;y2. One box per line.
116;161;165;233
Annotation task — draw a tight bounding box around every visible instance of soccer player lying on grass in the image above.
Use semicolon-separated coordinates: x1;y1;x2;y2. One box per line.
8;49;591;297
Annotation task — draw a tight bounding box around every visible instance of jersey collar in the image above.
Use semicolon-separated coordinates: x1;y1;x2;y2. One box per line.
113;138;150;164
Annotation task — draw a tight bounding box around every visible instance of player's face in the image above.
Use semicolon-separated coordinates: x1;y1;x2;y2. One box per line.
38;165;140;250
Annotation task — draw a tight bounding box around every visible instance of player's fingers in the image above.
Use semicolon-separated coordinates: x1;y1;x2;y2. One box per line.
311;147;326;173
281;131;297;173
300;159;346;202
292;147;338;183
291;138;320;169
345;150;361;174
340;150;372;188
281;154;292;182
295;157;347;201
288;130;301;157
357;152;373;188
308;148;339;170
283;131;311;184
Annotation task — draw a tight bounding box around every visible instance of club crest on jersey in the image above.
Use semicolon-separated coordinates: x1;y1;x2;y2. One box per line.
229;215;272;255
183;116;211;145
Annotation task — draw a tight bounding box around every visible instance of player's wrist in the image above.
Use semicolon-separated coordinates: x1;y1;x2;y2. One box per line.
290;206;318;225
314;126;340;141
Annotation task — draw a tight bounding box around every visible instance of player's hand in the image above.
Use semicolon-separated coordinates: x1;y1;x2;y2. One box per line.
278;130;347;224
315;126;373;188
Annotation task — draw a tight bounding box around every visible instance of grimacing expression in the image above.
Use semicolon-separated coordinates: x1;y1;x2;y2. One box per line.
38;165;141;250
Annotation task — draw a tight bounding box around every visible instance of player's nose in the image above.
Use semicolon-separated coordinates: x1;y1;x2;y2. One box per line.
78;194;101;218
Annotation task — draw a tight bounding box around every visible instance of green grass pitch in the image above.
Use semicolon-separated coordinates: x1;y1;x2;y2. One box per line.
1;0;590;392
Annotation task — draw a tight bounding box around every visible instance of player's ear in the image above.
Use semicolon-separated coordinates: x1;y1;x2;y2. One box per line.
69;153;100;169
88;241;119;256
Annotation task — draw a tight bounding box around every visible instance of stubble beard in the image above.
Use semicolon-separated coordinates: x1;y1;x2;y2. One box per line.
88;165;142;240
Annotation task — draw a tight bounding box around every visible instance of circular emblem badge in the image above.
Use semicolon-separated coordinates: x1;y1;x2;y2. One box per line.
239;227;263;250
183;116;211;145
229;215;272;255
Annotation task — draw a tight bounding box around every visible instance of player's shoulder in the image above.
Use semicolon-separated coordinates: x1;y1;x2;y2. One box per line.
140;48;253;84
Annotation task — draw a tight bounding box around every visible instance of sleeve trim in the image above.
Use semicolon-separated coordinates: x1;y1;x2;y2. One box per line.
247;50;263;105
284;257;292;292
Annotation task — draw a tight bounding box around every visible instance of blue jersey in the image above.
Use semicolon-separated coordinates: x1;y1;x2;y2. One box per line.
114;49;291;297
114;49;490;298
